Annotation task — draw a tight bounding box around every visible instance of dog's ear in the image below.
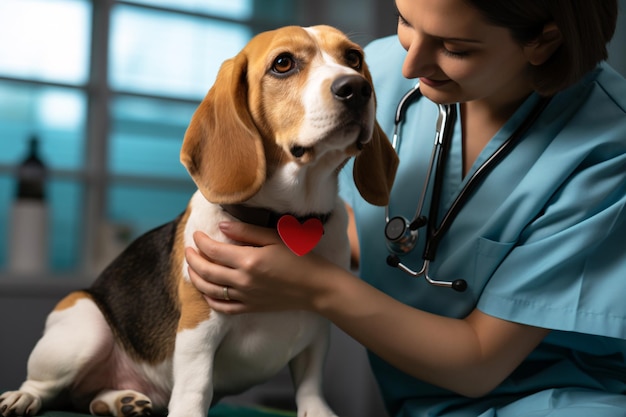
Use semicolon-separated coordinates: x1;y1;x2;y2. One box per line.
180;52;265;204
353;121;398;206
352;59;398;207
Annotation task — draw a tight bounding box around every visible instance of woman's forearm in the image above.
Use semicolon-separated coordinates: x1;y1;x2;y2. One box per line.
312;264;549;397
187;223;549;397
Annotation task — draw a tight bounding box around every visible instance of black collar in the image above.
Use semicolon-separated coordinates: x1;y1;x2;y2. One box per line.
221;204;332;228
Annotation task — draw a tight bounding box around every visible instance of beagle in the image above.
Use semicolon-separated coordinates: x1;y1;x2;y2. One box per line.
0;25;397;417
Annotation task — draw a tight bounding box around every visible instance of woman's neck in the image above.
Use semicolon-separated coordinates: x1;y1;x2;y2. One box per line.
460;92;531;176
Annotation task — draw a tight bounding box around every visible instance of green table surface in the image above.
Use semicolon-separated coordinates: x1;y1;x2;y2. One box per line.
28;404;295;417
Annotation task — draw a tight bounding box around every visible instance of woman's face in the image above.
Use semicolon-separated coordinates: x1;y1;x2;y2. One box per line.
396;0;534;110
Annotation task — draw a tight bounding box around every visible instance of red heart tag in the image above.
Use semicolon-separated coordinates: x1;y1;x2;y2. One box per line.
277;215;324;256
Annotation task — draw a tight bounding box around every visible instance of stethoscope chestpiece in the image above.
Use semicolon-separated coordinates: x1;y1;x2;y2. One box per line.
384;215;427;254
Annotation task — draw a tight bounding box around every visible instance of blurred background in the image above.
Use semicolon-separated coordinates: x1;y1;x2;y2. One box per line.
0;0;625;415
0;0;397;276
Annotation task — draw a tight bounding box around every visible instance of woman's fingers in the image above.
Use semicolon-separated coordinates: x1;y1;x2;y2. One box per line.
184;222;324;314
190;222;279;270
185;245;239;297
218;221;282;247
191;231;237;269
186;249;251;314
185;246;226;286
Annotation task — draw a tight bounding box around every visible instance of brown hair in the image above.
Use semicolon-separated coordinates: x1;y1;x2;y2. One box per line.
465;0;618;95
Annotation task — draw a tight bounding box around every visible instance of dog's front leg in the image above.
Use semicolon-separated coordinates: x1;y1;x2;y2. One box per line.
289;322;339;417
167;286;228;417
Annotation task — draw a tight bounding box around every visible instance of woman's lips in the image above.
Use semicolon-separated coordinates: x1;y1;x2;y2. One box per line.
420;77;451;87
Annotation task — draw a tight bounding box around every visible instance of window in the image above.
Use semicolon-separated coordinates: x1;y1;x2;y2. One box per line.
127;0;253;19
0;0;91;271
109;5;251;99
0;0;91;85
0;0;292;276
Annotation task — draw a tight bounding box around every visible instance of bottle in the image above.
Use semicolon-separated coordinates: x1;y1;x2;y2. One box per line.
8;135;49;275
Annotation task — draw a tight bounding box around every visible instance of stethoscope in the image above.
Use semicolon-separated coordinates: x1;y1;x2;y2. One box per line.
384;82;551;292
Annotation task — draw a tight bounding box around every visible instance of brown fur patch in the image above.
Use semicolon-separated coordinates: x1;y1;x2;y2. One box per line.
54;291;92;311
170;207;190;293
177;280;212;332
246;27;313;151
171;208;212;332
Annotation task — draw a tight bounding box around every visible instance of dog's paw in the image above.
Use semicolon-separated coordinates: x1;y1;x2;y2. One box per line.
297;399;338;417
298;410;339;417
116;394;152;417
90;390;152;417
298;411;338;417
0;390;42;417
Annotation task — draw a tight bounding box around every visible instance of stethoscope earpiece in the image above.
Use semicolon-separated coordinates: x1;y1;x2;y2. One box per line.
451;279;468;292
386;254;467;292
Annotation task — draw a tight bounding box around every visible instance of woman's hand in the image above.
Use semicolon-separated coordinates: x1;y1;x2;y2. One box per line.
185;221;337;315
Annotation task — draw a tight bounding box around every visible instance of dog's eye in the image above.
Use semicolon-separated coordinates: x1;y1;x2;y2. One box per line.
345;49;363;70
272;53;296;74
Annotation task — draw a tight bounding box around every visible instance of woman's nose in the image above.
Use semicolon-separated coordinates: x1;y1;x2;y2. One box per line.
402;36;437;79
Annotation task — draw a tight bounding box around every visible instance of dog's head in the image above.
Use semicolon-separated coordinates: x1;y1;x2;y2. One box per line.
181;25;398;207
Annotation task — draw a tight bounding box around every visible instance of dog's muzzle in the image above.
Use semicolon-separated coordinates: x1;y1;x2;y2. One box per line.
331;74;374;150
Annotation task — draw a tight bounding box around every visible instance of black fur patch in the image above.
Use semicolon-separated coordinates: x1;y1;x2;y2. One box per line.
87;214;184;363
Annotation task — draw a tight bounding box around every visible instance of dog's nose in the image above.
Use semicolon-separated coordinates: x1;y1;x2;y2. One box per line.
331;75;372;108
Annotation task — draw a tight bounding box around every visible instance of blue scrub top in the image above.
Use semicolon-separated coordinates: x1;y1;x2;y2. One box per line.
340;36;626;416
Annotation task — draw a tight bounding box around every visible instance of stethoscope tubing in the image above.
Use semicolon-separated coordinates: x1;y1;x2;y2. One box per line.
425;95;552;260
386;82;450;227
385;83;552;292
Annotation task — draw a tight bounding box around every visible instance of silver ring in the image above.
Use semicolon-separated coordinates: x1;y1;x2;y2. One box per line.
223;286;231;301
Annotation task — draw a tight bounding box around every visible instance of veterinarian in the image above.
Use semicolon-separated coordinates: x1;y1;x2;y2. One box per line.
186;0;626;416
